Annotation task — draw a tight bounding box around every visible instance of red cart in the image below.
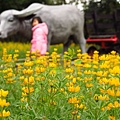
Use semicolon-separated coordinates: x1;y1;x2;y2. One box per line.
85;9;120;54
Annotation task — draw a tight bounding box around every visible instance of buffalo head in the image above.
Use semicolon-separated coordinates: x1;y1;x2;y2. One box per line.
0;3;43;38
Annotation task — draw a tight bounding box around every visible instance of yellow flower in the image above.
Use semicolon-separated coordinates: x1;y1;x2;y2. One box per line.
93;65;98;69
6;78;15;84
26;51;30;54
109;78;120;87
99;55;107;60
107;103;113;110
101;107;105;111
65;68;74;73
35;67;40;73
86;83;93;88
54;48;57;52
19;76;24;80
2;70;8;74
79;103;84;109
98;95;109;101
24;61;34;67
23;69;27;74
64;51;68;55
0;110;10;117
22;92;27;97
68;97;80;104
49;70;56;75
109;66;120;75
23;69;33;75
101;78;109;84
84;77;92;82
107;88;115;97
109;115;115;120
41;77;45;81
114;101;120;108
77;77;81;81
111;51;116;55
116;90;120;97
69;82;73;86
23;76;35;85
99;62;109;69
77;115;80;119
21;97;28;102
27;69;34;74
66;82;69;86
40;67;45;72
7;68;13;72
76;71;81;76
77;49;81;53
0;99;10;107
26;53;30;57
36;77;40;81
68;86;74;92
15;49;19;53
72;110;78;115
22;87;34;94
7;72;13;77
0;89;8;97
99;88;106;94
29;76;34;84
75;86;80;92
23;78;28;84
65;75;70;79
84;70;92;75
68;85;80;92
96;71;102;77
72;78;76;84
49;62;57;68
83;63;91;68
77;53;81;58
94;50;99;54
45;52;49;55
59;88;64;92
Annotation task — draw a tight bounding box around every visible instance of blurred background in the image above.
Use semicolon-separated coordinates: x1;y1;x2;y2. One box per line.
0;0;120;42
0;0;120;12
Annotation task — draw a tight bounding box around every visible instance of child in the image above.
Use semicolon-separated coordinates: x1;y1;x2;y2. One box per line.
30;16;48;55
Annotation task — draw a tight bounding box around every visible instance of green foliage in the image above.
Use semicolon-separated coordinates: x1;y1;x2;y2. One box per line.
64;48;76;60
0;48;120;119
0;0;67;13
85;0;120;12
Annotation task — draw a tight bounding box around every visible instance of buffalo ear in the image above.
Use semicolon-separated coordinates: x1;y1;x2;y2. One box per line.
12;3;43;17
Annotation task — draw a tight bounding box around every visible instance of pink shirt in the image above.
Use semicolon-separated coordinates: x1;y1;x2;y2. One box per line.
30;23;48;55
31;23;48;44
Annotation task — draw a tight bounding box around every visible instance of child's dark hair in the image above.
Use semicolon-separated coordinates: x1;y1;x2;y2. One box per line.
31;16;43;24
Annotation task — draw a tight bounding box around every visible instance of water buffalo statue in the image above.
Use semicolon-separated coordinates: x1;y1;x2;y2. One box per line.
0;3;86;53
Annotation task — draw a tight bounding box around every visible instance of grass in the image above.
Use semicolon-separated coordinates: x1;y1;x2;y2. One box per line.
0;42;120;120
0;41;81;59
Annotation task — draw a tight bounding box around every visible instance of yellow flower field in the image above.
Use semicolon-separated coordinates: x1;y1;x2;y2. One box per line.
0;42;120;119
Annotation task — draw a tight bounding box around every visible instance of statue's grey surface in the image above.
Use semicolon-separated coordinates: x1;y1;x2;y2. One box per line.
0;3;86;53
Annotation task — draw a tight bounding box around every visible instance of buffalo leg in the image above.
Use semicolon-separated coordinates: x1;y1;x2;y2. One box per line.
74;33;86;53
80;39;86;53
47;34;52;52
63;40;71;53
